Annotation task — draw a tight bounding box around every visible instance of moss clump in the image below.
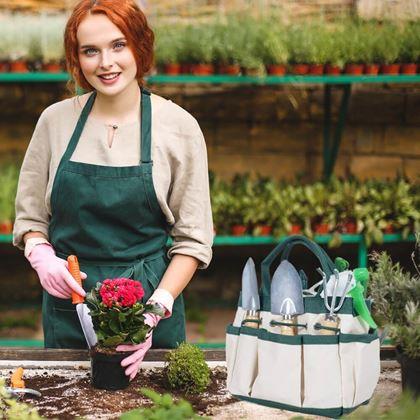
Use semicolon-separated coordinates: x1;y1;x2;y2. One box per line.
165;343;210;395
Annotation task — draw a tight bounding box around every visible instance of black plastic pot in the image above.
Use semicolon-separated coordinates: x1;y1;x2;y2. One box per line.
396;346;420;397
90;348;133;391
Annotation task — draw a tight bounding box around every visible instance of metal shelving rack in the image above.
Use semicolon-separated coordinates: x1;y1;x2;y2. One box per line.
2;72;420;177
1;73;418;264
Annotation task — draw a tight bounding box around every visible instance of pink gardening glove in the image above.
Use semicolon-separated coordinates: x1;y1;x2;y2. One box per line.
116;312;162;381
26;244;87;299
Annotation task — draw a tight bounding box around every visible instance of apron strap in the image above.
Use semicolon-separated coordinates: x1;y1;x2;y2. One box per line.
140;88;152;164
62;91;97;164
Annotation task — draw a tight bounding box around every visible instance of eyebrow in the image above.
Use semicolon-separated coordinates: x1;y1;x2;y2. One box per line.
80;37;126;49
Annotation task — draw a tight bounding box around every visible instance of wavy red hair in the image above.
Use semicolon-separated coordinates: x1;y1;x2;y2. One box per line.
64;0;154;91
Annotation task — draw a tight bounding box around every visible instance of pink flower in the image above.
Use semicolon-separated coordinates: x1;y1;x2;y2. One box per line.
99;278;144;308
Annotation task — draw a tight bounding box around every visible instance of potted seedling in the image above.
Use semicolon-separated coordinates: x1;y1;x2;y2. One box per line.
210;174;232;235
248;177;279;235
323;25;345;75
305;23;329;75
259;20;288;76
286;25;311;75
280;184;311;236
85;278;165;391
9;17;31;73
212;19;241;75
376;23;401;75
0;17;13;72
399;23;420;75
342;21;366;75
155;25;183;75
369;240;420;397
41;16;66;72
187;25;216;75
304;182;335;235
227;174;253;235
236;18;265;76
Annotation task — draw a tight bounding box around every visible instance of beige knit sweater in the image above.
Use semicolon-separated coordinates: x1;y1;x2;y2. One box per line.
13;92;213;269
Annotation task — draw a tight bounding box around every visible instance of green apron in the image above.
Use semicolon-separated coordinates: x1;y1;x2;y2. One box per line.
44;88;186;349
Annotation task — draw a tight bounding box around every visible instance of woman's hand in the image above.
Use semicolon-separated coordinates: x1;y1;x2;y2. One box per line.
116;312;162;380
26;243;87;299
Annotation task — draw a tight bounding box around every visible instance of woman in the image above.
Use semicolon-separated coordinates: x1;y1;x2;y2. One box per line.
13;0;213;380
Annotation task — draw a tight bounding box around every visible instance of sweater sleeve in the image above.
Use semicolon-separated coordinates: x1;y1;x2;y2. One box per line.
13;110;51;250
166;119;214;269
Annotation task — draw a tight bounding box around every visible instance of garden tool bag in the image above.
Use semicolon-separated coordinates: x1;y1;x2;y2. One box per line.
226;235;380;418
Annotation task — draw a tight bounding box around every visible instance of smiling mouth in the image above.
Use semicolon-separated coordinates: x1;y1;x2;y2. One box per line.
98;72;121;80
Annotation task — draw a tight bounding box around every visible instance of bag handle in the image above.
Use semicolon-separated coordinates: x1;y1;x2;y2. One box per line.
261;235;335;303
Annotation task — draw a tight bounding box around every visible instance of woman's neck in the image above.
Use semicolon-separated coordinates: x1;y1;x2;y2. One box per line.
92;80;141;125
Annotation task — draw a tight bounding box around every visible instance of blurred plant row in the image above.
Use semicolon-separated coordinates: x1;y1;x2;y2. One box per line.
154;17;420;76
210;173;420;247
0;14;420;75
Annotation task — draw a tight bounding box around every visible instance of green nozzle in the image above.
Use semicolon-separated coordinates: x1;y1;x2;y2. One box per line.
335;257;349;272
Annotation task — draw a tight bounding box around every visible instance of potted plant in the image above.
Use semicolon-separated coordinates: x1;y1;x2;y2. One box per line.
210;174;232;235
226;173;254;235
376;23;402;75
399;23;420;75
0;17;13;72
40;17;66;73
9;18;30;73
186;25;216;75
323;25;345;75
369;241;420;397
85;278;165;391
286;24;311;75
305;23;329;75
342;21;366;75
236;17;265;76
213;19;241;75
247;177;279;236
259;20;288;76
0;162;19;235
155;25;183;75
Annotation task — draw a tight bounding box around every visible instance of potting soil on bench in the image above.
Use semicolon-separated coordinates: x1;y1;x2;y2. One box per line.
1;366;235;419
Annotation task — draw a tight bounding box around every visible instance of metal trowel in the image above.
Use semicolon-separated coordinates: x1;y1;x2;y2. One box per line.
271;260;305;335
68;255;97;348
241;257;260;328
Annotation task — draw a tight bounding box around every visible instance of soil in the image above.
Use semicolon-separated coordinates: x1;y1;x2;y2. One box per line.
1;366;402;419
2;366;235;419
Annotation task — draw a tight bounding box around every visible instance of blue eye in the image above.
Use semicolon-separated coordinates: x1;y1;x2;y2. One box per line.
84;48;98;56
114;42;126;50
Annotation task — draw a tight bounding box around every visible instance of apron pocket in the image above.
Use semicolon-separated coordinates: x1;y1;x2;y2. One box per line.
227;325;259;397
339;333;380;407
251;330;302;407
302;334;341;409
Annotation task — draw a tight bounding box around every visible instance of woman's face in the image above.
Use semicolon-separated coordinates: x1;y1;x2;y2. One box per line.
77;13;138;96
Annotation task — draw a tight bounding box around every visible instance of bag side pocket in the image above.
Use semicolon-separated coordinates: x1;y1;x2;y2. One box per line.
251;330;302;407
302;334;341;409
227;325;259;397
339;333;380;407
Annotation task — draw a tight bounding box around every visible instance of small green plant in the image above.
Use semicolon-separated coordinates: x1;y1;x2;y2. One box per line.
165;343;210;395
399;22;420;63
0;379;44;420
212;16;242;66
154;24;184;66
120;388;203;420
368;244;420;358
258;18;289;65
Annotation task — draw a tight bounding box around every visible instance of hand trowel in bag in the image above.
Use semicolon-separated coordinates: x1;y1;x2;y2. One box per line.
68;255;97;348
271;260;305;335
241;257;260;328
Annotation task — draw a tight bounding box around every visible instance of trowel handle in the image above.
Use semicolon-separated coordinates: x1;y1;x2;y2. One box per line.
68;255;84;305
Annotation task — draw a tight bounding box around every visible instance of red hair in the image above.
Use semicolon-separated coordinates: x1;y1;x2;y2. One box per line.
64;0;154;91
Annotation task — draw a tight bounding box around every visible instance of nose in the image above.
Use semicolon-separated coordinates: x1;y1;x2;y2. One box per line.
100;50;113;69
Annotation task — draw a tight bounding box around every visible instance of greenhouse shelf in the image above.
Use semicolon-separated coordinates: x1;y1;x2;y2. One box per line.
3;72;419;178
1;233;415;267
1;73;420;84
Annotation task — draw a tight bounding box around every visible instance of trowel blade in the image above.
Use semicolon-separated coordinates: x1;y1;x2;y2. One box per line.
271;260;304;316
76;303;97;348
241;257;260;311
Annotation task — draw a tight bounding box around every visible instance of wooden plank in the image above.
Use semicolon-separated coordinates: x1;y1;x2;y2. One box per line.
0;347;226;362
